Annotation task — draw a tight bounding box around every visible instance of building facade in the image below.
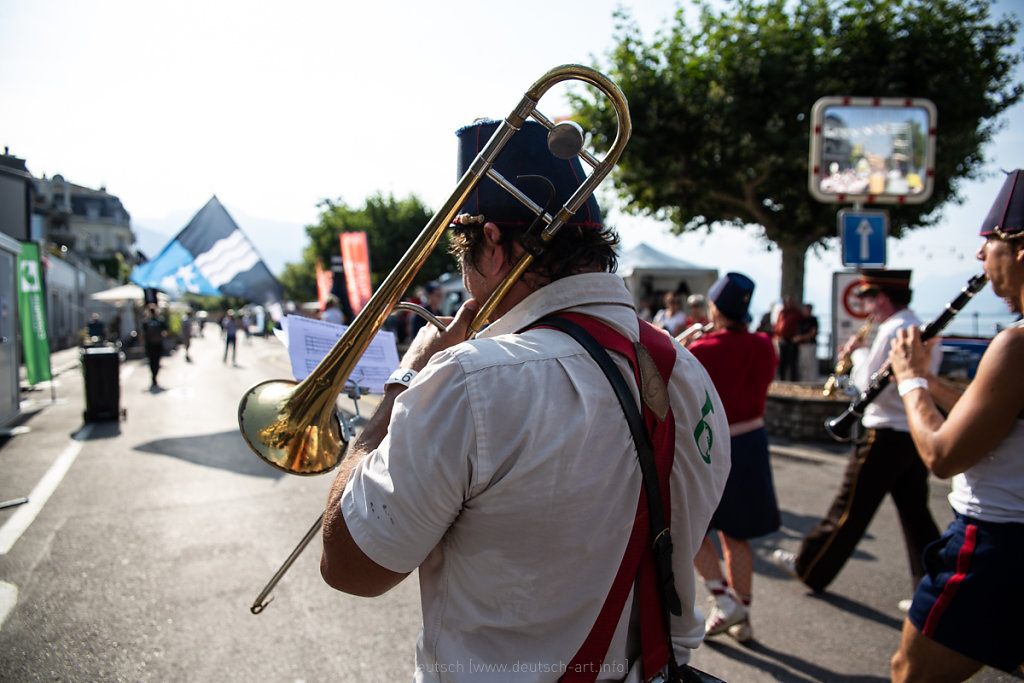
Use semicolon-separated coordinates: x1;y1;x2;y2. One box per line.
0;147;138;355
33;173;136;276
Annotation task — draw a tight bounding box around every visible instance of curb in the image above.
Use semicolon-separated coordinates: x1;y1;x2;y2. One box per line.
18;349;83;389
770;442;848;464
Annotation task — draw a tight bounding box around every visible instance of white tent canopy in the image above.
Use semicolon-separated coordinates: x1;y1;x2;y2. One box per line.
616;242;719;312
90;284;168;305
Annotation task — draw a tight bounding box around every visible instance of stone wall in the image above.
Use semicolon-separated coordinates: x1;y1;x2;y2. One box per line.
764;383;849;444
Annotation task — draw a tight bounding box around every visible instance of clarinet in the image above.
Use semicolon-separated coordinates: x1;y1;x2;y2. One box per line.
824;273;988;442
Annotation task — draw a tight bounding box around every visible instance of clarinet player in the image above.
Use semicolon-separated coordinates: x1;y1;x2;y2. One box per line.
887;170;1024;681
772;269;942;602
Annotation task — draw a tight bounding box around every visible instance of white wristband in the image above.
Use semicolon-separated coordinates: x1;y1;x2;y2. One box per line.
385;368;418;388
897;377;929;397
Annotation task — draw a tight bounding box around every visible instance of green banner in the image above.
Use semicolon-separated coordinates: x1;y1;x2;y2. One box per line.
16;242;51;385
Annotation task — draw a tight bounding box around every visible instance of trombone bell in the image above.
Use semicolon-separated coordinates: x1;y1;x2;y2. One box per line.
238;378;346;475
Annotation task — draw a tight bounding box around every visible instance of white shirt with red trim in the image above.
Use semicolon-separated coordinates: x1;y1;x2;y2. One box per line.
342;272;731;682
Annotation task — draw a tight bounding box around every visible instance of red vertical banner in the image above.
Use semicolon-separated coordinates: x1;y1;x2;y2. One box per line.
339;232;373;315
314;261;334;311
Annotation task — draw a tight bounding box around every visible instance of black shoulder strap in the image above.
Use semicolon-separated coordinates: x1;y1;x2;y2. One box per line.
530;314;725;683
532;314;680;616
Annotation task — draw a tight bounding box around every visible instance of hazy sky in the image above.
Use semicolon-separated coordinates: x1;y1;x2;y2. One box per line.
3;0;1022;338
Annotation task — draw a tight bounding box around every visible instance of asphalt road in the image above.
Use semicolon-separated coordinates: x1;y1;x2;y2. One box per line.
0;331;1019;682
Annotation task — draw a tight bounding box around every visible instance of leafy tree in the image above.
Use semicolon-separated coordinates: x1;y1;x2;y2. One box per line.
282;193;455;303
91;252;131;282
278;256;316;303
572;0;1021;299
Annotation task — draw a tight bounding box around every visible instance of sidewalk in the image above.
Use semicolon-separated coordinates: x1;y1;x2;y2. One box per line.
18;345;88;387
19;337;156;385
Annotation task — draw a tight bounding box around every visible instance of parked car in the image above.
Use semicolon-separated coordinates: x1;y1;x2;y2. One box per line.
939;336;990;380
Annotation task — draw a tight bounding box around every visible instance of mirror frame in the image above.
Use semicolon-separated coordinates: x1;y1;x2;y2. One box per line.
808;96;937;204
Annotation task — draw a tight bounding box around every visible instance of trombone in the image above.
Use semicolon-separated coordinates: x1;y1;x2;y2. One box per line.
239;64;631;613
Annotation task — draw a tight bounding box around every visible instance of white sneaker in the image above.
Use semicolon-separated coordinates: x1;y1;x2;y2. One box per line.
727;617;753;643
705;594;747;636
898;598;913;612
771;548;800;580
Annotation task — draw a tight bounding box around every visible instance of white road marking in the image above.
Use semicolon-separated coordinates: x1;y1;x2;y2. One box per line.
0;581;17;630
0;423;93;555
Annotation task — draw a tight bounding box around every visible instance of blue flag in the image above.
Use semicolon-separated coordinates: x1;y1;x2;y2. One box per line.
132;196;283;304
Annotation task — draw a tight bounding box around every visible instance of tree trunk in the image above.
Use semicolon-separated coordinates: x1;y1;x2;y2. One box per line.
778;241;807;302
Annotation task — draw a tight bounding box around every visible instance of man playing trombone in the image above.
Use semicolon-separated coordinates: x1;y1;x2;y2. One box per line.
319;118;730;681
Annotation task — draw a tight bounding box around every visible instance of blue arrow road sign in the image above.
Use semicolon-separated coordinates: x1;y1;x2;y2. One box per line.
839;210;888;267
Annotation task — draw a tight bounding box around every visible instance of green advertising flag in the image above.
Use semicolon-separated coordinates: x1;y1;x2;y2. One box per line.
16;242;52;385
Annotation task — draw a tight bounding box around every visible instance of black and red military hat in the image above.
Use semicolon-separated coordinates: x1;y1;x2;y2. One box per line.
451;119;603;231
855;269;912;298
980;169;1024;239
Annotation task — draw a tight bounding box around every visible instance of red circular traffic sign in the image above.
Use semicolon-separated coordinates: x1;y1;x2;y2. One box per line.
842;280;870;319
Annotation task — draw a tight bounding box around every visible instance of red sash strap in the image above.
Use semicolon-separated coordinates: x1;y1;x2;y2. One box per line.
550;314;677;683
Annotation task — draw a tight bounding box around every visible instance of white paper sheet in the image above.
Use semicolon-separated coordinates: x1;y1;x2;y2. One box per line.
277;314;400;394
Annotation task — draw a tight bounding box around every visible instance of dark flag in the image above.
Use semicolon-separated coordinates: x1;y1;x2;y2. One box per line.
131;196;284;304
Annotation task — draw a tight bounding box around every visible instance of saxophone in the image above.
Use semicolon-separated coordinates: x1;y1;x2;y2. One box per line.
822;317;873;397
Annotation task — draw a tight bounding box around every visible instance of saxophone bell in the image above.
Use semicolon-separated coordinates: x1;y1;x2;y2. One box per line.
822;317;873;398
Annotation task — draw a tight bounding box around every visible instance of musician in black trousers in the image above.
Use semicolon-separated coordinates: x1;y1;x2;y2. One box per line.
772;270;942;601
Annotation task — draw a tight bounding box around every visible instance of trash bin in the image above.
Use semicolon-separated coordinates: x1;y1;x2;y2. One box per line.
81;345;123;422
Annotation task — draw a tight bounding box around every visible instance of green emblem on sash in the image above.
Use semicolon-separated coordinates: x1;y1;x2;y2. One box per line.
693;390;715;463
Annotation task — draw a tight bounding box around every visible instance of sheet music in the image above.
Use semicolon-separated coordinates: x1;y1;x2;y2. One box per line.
276;314;400;394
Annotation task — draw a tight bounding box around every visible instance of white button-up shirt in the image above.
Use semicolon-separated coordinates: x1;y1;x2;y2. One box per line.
343;272;731;681
850;308;942;431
